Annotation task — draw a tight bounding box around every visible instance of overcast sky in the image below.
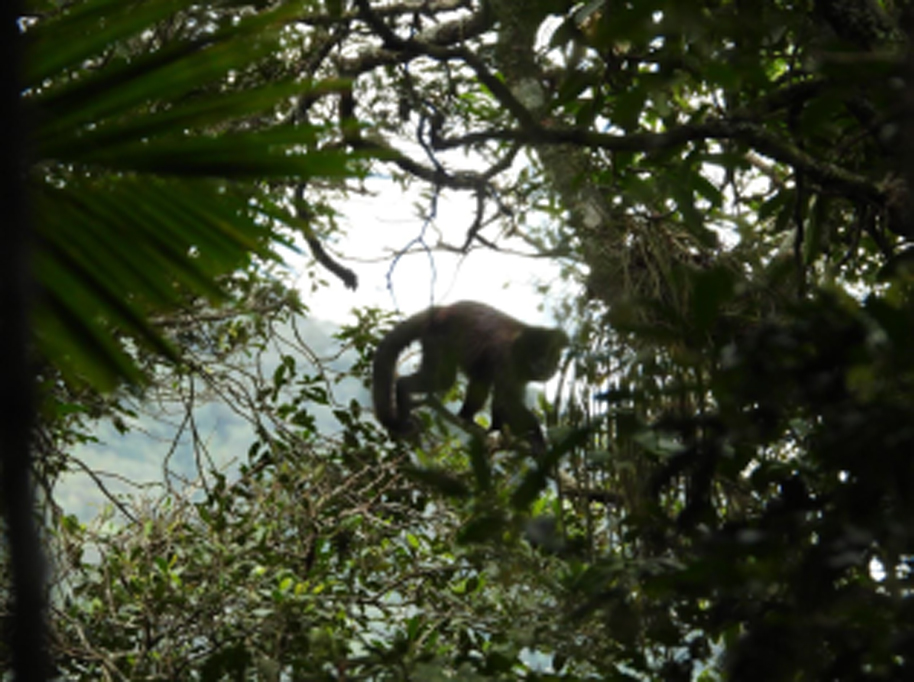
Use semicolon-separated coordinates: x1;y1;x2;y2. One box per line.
294;177;569;325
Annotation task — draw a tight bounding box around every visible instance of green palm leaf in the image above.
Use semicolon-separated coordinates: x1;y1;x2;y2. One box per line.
24;0;355;389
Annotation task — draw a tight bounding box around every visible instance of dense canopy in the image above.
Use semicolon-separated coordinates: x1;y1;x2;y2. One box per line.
3;0;914;679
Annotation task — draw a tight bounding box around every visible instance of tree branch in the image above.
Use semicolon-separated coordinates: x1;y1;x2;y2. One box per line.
338;1;492;76
353;0;537;128
294;184;359;290
342;10;881;205
433;119;885;204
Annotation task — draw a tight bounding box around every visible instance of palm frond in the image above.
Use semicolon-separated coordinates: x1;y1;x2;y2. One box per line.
24;0;357;389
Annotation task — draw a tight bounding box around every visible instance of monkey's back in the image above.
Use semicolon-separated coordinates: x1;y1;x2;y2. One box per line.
428;301;524;379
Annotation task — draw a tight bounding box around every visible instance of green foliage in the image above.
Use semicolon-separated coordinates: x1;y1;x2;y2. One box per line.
40;285;914;680
45;346;590;680
18;0;914;679
24;0;356;389
640;290;914;679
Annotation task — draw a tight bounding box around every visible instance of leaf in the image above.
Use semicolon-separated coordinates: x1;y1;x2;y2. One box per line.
668;168;717;244
24;0;188;85
612;87;647;132
689;266;736;332
457;512;505;544
876;247;914;282
467;435;492;493
402;466;471;498
690;173;723;209
510;467;550;511
804;195;830;265
864;296;911;346
511;427;589;510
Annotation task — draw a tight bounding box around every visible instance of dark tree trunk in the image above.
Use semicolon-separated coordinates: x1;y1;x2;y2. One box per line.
1;2;49;680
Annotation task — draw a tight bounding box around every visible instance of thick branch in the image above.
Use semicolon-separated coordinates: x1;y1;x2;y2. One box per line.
433;119;885;204
338;2;492;76
730;78;829;120
295;0;471;28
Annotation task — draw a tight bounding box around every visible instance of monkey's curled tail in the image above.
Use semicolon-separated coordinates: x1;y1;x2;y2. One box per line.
371;309;432;433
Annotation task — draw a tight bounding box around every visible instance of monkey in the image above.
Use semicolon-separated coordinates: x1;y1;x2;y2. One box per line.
372;301;569;452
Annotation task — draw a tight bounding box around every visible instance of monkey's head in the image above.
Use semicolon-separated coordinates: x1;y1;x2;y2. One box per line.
516;327;569;381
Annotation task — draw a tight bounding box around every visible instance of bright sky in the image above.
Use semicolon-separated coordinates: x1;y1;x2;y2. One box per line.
295;176;569;327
